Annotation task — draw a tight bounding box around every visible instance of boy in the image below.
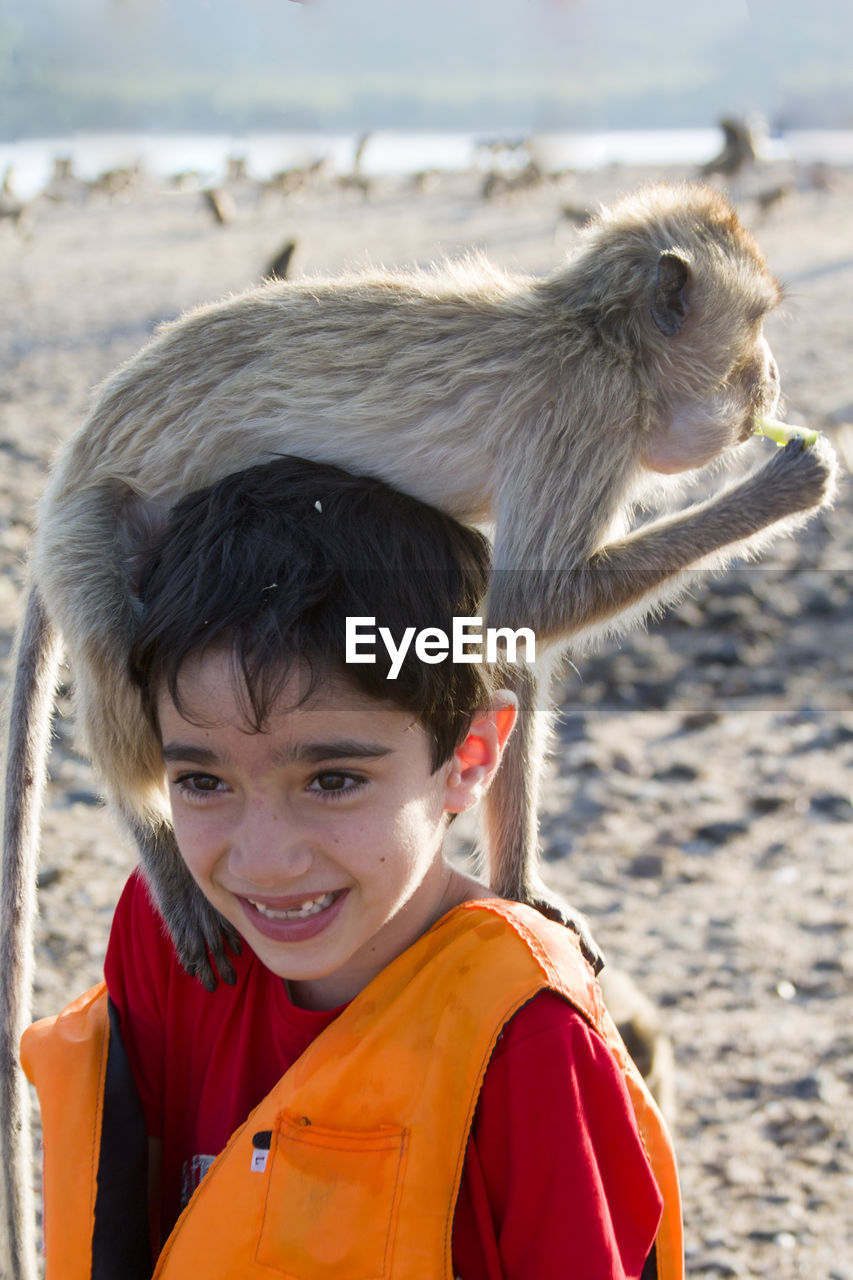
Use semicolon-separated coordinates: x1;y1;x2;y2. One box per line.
22;456;681;1279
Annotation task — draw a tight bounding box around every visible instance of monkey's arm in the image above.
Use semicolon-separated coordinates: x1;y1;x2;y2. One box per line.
483;435;835;938
498;434;836;647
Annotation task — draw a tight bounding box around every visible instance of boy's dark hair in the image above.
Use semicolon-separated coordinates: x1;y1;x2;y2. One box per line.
129;455;495;769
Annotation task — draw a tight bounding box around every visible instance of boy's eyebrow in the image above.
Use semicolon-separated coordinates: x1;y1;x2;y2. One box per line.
161;744;222;766
160;740;394;766
274;740;394;765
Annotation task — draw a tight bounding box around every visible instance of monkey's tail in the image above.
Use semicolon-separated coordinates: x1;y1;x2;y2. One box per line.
0;585;62;1280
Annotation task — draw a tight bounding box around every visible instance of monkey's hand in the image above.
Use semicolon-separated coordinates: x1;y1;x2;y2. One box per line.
521;881;606;975
756;430;838;514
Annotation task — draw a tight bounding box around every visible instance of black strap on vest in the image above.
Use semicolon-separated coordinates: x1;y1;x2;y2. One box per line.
91;999;153;1280
641;1241;659;1279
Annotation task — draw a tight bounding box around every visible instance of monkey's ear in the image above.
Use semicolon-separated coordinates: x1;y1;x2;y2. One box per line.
651;252;692;337
117;489;171;603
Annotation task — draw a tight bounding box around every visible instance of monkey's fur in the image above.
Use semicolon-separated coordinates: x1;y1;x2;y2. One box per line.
0;184;837;1276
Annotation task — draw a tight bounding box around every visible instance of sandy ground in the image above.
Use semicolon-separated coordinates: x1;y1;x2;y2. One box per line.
1;155;852;1278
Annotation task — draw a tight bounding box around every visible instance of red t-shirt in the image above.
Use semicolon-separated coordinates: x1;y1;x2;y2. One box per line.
105;871;662;1279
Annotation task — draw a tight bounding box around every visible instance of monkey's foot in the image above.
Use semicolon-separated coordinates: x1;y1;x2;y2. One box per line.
134;826;242;991
520;886;606;975
168;882;243;992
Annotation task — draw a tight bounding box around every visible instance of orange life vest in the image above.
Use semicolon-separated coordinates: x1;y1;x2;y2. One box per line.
22;898;684;1280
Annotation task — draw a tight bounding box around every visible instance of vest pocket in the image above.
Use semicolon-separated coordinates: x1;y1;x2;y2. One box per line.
255;1111;408;1279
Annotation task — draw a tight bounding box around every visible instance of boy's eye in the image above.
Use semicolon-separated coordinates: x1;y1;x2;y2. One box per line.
308;771;363;795
174;773;224;794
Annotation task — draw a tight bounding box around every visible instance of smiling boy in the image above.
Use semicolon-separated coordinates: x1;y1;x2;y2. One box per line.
156;649;509;1011
22;457;681;1279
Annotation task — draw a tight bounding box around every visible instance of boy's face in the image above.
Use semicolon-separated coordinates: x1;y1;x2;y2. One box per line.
157;649;509;1010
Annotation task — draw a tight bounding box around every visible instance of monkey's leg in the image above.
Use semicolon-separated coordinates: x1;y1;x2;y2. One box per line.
484;661;604;973
531;435;836;644
484;662;539;900
121;812;242;991
1;587;61;1280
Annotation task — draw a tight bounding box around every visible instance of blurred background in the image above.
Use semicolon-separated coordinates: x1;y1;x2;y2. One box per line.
4;0;853;131
2;0;853;194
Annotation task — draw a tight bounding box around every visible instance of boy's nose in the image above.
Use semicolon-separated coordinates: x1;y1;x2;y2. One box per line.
229;802;315;885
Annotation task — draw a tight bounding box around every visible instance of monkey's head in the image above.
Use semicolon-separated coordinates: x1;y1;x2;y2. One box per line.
566;182;783;475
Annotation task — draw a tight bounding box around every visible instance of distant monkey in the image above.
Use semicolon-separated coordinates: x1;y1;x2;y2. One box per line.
265;237;298;281
201;186;235;225
700;116;757;180
0;183;838;1277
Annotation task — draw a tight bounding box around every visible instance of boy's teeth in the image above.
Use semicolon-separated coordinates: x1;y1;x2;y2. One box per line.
249;892;336;920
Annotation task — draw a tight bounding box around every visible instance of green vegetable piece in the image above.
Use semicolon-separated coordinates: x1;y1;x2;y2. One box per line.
754;416;820;448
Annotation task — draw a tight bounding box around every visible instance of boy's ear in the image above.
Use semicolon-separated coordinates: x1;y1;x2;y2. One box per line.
443;691;518;814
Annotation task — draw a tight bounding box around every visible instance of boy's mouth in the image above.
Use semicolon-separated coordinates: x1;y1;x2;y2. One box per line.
246;891;340;921
238;887;349;945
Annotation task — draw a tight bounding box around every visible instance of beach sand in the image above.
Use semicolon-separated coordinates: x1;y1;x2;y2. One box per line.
1;156;851;1277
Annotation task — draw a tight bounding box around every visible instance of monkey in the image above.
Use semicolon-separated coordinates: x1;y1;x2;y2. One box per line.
561;200;594;226
201;186;235;225
699;116;757;181
0;183;838;1277
265;237;298;281
753;183;792;220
